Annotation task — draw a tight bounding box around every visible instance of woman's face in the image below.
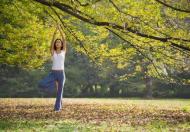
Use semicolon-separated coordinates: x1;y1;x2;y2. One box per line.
55;40;62;49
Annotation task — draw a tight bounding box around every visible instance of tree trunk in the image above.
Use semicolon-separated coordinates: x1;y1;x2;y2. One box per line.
144;75;153;98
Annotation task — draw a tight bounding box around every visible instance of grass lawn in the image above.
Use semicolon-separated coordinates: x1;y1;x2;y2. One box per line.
0;98;190;131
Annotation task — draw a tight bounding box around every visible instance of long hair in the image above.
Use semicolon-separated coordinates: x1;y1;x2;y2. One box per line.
53;38;64;50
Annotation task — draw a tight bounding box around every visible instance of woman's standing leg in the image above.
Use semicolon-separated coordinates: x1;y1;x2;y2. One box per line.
55;80;63;107
55;80;58;92
54;71;66;111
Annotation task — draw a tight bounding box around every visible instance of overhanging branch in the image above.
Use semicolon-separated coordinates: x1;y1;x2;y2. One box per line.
155;0;190;13
33;0;190;52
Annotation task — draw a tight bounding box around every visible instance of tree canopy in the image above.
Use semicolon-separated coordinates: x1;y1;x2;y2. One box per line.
1;0;190;84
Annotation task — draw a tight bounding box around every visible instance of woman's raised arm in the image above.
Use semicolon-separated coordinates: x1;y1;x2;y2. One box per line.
58;25;67;53
50;26;58;56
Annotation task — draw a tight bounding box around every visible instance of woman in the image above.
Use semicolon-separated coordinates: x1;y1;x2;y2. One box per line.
38;25;66;112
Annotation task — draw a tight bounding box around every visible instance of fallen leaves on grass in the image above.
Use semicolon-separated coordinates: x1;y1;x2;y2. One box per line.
0;98;190;126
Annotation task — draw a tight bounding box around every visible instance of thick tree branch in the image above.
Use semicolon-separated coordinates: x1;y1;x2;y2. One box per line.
33;0;190;52
155;0;190;13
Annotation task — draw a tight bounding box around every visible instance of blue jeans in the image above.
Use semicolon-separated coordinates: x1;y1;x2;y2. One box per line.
38;70;66;111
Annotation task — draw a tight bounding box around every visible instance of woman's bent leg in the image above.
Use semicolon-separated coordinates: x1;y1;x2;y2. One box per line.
38;72;56;93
